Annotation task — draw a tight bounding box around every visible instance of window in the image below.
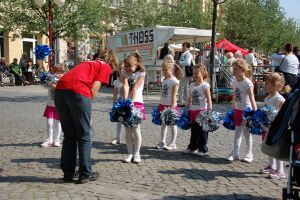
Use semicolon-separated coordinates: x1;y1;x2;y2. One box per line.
0;32;4;58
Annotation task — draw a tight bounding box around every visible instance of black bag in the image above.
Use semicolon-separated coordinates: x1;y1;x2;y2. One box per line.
184;61;194;77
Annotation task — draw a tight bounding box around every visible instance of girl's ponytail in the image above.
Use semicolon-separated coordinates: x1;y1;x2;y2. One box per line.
173;63;183;80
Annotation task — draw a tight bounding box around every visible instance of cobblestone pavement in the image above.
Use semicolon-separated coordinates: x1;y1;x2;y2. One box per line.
0;85;287;200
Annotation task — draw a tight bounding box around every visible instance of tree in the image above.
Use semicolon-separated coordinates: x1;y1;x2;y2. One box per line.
221;0;300;53
0;0;110;41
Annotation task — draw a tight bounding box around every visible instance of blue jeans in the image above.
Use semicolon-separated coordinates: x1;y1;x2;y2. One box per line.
54;89;92;178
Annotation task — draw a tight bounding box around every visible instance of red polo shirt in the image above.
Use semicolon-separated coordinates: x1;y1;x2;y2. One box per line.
56;60;111;98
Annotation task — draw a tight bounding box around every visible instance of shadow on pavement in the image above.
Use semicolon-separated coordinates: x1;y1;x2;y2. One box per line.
11;158;60;169
0;96;46;103
158;168;259;181
162;194;275;200
0;142;40;147
0;175;62;183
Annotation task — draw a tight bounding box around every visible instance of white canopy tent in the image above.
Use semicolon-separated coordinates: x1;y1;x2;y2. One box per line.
106;25;214;65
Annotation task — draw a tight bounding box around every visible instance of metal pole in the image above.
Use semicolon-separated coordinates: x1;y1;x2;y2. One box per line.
48;0;53;72
209;0;218;98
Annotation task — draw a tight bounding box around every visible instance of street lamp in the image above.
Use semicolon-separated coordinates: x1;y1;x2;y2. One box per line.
34;0;65;72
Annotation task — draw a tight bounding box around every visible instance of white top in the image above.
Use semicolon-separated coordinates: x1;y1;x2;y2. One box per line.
128;71;145;103
189;82;210;111
264;92;285;110
113;79;124;98
160;76;179;106
232;78;254;110
46;87;55;107
271;54;299;75
179;50;193;68
245;53;257;67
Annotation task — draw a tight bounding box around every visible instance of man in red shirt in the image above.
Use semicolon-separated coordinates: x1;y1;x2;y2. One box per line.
55;57;115;184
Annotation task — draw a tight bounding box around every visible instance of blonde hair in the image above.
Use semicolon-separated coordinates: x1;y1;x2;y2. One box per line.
116;62;124;77
265;72;291;94
124;53;145;72
162;61;183;80
52;64;65;74
232;59;252;79
193;63;208;81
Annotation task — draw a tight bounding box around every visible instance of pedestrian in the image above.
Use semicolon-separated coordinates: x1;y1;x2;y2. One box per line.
271;43;299;91
122;53;146;163
182;63;212;156
0;57;14;86
41;65;65;147
227;59;257;163
260;72;290;179
54;51;116;184
178;42;193;106
111;62;125;145
156;61;182;151
9;58;26;86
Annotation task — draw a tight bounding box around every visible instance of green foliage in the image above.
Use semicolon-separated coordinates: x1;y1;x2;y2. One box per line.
0;0;110;40
220;0;300;53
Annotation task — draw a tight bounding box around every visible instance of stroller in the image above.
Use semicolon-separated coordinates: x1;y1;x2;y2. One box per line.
262;84;300;199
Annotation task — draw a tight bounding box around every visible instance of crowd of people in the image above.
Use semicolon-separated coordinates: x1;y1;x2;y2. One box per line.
0;53;37;87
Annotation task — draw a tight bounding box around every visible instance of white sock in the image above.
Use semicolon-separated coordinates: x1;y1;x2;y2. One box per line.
269;156;276;169
243;126;253;155
170;125;177;145
125;127;134;155
276;159;284;173
133;125;142;156
47;118;54;142
54;120;62;140
116;122;123;141
161;125;167;144
233;126;243;155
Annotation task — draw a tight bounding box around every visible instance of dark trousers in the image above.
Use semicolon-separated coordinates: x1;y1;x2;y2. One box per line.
188;123;208;153
54;90;92;178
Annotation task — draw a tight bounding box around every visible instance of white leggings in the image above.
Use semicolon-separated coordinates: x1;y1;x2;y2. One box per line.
47;118;62;142
233;126;252;155
115;122;123;141
160;125;177;145
268;156;284;173
125;125;142;156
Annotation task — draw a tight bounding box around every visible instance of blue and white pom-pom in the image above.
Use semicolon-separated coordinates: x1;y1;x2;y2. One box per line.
39;71;58;88
243;107;262;135
123;107;143;128
110;98;133;123
223;109;235;130
195;110;222;132
259;105;278;128
177;107;191;130
151;106;162;125
34;45;52;60
161;108;178;126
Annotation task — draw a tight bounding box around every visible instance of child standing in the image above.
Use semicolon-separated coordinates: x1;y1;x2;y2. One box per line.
122;53;146;163
111;63;125;145
182;63;212;156
260;72;290;179
227;59;257;162
41;65;64;147
156;62;182;150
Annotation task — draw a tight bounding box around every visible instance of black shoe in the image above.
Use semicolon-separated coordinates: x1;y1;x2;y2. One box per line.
75;172;99;184
62;175;74;183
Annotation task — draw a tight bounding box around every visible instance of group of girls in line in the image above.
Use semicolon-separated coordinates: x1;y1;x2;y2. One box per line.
108;53;290;179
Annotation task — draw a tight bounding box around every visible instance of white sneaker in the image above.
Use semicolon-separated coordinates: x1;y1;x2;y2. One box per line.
111;139;120;145
53;139;61;147
123;154;133;163
227;151;239;161
243;153;253;163
41;139;53;147
182;149;198;154
133;155;141;163
164;143;177;151
269;170;286;179
156;142;166;149
196;151;209;157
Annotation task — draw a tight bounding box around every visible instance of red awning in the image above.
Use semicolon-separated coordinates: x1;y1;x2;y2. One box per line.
215;39;248;55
